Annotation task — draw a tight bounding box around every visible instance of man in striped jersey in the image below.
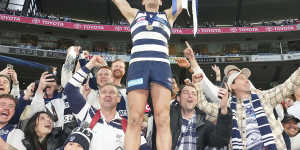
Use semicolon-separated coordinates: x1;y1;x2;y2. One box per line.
112;0;183;150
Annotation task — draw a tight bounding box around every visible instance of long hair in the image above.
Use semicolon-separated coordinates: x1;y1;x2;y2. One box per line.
22;111;54;150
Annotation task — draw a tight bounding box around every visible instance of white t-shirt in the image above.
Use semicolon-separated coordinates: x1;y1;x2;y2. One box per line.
6;129;26;150
290;133;300;150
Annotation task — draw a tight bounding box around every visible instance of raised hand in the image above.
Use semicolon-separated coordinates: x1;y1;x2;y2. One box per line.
23;82;35;100
37;72;56;93
175;57;190;69
184;41;195;60
86;55;107;70
7;68;18;85
82;50;89;59
211;64;220;75
192;73;203;84
211;64;221;81
218;85;229;115
82;77;91;100
184;78;192;85
0;67;8;75
67;46;81;57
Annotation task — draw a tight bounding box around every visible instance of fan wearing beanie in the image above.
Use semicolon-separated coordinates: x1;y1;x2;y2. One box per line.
62;127;93;150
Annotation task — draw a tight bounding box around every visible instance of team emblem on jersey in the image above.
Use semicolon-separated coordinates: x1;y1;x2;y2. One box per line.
114;146;124;150
136;17;146;23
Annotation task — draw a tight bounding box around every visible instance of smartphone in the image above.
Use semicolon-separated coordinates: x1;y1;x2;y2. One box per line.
46;68;56;82
218;76;228;99
7;64;13;70
219;76;228;88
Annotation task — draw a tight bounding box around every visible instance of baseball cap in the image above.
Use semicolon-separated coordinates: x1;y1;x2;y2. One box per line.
287;109;300;128
226;67;251;90
224;65;241;77
282;114;300;128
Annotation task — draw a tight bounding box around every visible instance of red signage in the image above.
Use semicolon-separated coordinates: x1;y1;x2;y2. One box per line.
0;14;298;35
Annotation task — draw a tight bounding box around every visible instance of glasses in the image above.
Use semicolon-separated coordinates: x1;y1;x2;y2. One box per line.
0;102;15;109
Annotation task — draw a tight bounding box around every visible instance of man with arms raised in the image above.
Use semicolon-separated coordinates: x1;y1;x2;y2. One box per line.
112;0;183;149
197;65;300;149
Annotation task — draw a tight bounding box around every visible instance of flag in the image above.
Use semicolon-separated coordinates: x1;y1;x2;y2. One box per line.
192;0;198;36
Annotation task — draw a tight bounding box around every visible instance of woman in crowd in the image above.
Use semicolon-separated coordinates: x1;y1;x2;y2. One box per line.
22;111;59;150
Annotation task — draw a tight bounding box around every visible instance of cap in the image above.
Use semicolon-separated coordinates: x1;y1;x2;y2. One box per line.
224;65;240;77
287;108;300;128
282;114;300;128
227;68;251;90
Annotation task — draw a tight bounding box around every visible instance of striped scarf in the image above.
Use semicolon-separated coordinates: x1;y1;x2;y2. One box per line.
230;94;277;150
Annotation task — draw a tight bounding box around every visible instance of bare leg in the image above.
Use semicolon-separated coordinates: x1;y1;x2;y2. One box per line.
151;83;172;150
125;89;148;150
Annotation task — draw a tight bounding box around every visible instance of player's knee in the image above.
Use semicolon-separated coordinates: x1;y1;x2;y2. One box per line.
128;113;144;128
154;110;170;128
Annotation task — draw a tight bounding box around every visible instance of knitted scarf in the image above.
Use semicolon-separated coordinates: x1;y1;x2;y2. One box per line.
230;94;277;150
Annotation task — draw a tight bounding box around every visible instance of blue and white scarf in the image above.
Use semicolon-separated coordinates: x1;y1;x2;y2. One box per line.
0;124;14;142
230;94;277;150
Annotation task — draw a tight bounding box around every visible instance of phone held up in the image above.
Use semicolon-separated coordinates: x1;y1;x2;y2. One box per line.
7;64;13;70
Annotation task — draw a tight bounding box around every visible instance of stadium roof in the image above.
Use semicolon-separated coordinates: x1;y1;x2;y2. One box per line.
40;0;300;25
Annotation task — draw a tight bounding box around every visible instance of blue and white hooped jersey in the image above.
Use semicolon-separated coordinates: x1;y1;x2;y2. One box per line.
130;11;171;64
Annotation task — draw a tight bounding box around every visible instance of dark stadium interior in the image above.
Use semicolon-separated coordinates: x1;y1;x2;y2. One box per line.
39;0;300;25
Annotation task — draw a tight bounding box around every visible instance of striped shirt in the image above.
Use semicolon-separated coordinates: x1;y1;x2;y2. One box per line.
197;67;300;150
130;11;171;64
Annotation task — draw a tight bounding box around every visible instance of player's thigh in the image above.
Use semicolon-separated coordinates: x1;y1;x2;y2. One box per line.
127;89;148;116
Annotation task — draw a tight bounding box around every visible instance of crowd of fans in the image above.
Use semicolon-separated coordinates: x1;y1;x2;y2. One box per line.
0;44;299;150
233;19;298;27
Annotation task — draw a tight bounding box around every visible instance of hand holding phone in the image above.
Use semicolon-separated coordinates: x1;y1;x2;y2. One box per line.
218;76;228;100
7;64;13;70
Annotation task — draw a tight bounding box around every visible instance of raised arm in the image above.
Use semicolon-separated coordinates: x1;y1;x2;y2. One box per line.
185;41;220;102
8;69;20;98
61;46;80;88
112;0;138;24
192;73;220;121
29;72;56;118
204;85;232;147
64;56;107;114
261;67;300;108
9;83;34;124
164;0;183;27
